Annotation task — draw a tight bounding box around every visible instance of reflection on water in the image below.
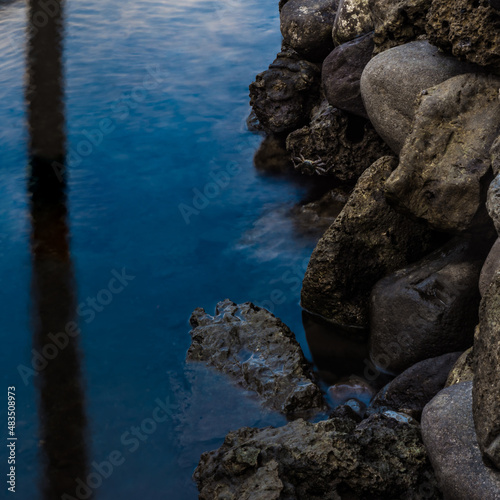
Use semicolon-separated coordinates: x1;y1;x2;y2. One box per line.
27;1;90;497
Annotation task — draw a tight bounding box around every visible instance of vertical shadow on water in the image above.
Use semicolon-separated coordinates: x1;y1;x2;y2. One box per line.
26;1;90;498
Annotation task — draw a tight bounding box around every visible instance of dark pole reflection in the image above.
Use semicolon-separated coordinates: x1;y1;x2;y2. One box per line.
26;1;90;498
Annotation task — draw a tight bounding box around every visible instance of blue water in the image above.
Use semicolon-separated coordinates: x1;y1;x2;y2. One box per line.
0;0;320;498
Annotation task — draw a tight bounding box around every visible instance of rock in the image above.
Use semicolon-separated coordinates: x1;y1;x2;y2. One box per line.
445;347;474;387
187;300;326;416
195;411;441;499
385;73;500;233
286;100;391;182
369;353;462;420
480;239;500;296
332;0;373;46
473;270;500;470
369;236;489;374
327;375;376;407
280;0;338;61
360;41;479;154
426;0;500;68
249;48;321;134
487;174;500;236
253;134;293;173
322;32;374;118
370;0;432;54
422;382;500;499
301;156;440;329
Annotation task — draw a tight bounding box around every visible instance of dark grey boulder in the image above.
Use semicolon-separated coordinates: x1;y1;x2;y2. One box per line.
369;237;489;374
474;270;500;470
422;382;500;500
479;238;500;296
301;156;440;329
195;411;441;499
280;0;337;61
360;41;480;154
187;299;326;416
369;352;462;420
322;32;374;118
249;48;321;134
332;0;373;46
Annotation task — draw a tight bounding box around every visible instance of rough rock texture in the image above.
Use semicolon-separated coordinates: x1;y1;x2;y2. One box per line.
487;174;500;235
369;237;488;374
253;134;293;174
480;238;500;296
280;0;337;61
286;100;391;182
187;300;325;415
426;0;500;68
473;270;500;470
322;32;374;118
371;0;432;54
369;353;462;420
445;347;474;387
301;156;440;329
385;73;500;233
332;0;373;46
360;41;479;154
195;412;442;499
249;48;321;134
422;382;500;499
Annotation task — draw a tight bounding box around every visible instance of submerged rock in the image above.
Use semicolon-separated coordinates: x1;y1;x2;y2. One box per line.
286;100;391;182
422;382;500;499
474;270;500;470
360;41;479;154
368;352;462;420
253;134;293;174
187;300;326;416
301;156;439;329
369;236;488;374
194;411;440;499
249;48;321;134
445;346;474;387
385;73;500;233
322;32;374;118
332;0;373;46
280;0;337;61
327;375;375;407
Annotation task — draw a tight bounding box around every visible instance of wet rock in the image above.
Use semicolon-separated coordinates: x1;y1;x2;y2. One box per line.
249;48;321;134
426;0;500;68
195;411;441;499
445;346;474;387
369;352;462;420
301;156;439;329
371;0;432;54
370;237;489;374
385;73;500;233
360;41;479;154
280;0;337;61
187;299;326;416
322;32;374;118
479;238;500;296
422;382;500;499
253;134;293;174
473;270;500;470
327;375;376;407
332;0;373;46
286;100;391;182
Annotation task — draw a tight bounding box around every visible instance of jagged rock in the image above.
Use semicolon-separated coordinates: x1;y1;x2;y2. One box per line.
473;270;500;470
371;0;432;54
187;299;326;416
426;0;500;68
480;238;500;296
322;32;374;118
386;73;500;233
370;237;489;374
286;100;391;182
422;382;500;499
360;41;479;154
280;0;337;61
445;346;474;387
332;0;373;46
368;353;462;420
253;134;293;173
301;156;439;329
194;412;441;499
249;48;321;134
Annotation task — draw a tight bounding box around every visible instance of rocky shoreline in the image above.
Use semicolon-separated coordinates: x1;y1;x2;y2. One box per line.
187;0;500;497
